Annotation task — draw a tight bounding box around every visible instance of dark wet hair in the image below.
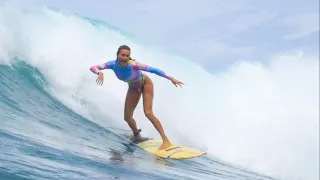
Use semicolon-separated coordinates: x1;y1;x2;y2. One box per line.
116;45;134;60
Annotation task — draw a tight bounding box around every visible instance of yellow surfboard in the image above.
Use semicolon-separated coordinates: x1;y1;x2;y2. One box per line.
136;139;206;159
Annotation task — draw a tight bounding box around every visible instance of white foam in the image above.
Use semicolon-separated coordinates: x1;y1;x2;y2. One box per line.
0;2;319;180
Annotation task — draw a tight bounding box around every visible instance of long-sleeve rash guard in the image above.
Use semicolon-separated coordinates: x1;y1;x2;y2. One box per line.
90;59;172;90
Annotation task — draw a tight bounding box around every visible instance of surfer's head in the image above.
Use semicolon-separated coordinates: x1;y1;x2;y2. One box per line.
117;45;133;66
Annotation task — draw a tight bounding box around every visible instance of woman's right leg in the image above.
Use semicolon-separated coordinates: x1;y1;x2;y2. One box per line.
124;87;141;138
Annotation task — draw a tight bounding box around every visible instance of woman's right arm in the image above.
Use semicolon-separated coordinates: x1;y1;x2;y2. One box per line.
89;61;114;75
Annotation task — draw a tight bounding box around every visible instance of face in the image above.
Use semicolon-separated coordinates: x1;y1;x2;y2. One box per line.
117;49;130;66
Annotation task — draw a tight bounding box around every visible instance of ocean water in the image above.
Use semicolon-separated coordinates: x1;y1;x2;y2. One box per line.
0;1;319;180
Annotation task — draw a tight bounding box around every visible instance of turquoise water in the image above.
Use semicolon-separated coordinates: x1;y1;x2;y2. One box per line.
0;1;284;180
0;62;277;180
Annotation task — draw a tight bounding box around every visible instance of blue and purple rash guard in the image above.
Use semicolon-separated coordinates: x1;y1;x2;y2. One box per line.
90;59;172;91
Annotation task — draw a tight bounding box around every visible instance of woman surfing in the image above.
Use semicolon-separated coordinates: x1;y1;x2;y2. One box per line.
89;45;184;150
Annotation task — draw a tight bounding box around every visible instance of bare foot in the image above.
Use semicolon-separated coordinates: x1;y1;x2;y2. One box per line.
159;140;171;150
128;133;142;141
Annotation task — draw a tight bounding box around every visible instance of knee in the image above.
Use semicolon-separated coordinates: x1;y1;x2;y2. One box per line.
124;115;131;122
144;110;154;120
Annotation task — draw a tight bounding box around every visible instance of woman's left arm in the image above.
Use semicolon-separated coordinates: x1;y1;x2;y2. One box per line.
130;60;172;80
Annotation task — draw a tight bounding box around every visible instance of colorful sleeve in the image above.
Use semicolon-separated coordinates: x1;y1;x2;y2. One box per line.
130;60;172;80
90;61;114;75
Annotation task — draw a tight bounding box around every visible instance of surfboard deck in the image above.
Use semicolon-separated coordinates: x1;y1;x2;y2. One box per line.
124;135;206;159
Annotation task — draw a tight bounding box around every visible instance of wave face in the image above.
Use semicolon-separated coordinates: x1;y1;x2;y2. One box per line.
0;1;319;180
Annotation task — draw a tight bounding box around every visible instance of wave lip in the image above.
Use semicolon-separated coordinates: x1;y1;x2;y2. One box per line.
0;1;319;180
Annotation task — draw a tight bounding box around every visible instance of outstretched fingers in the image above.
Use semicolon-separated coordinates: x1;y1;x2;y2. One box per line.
96;77;103;85
175;80;184;88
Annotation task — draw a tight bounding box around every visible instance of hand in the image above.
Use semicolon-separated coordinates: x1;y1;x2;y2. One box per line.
170;77;184;88
96;72;104;85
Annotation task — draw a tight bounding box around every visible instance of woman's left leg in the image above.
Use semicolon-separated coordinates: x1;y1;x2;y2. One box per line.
142;75;171;150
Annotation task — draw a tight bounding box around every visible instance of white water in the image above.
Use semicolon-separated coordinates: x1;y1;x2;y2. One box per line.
1;1;319;180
